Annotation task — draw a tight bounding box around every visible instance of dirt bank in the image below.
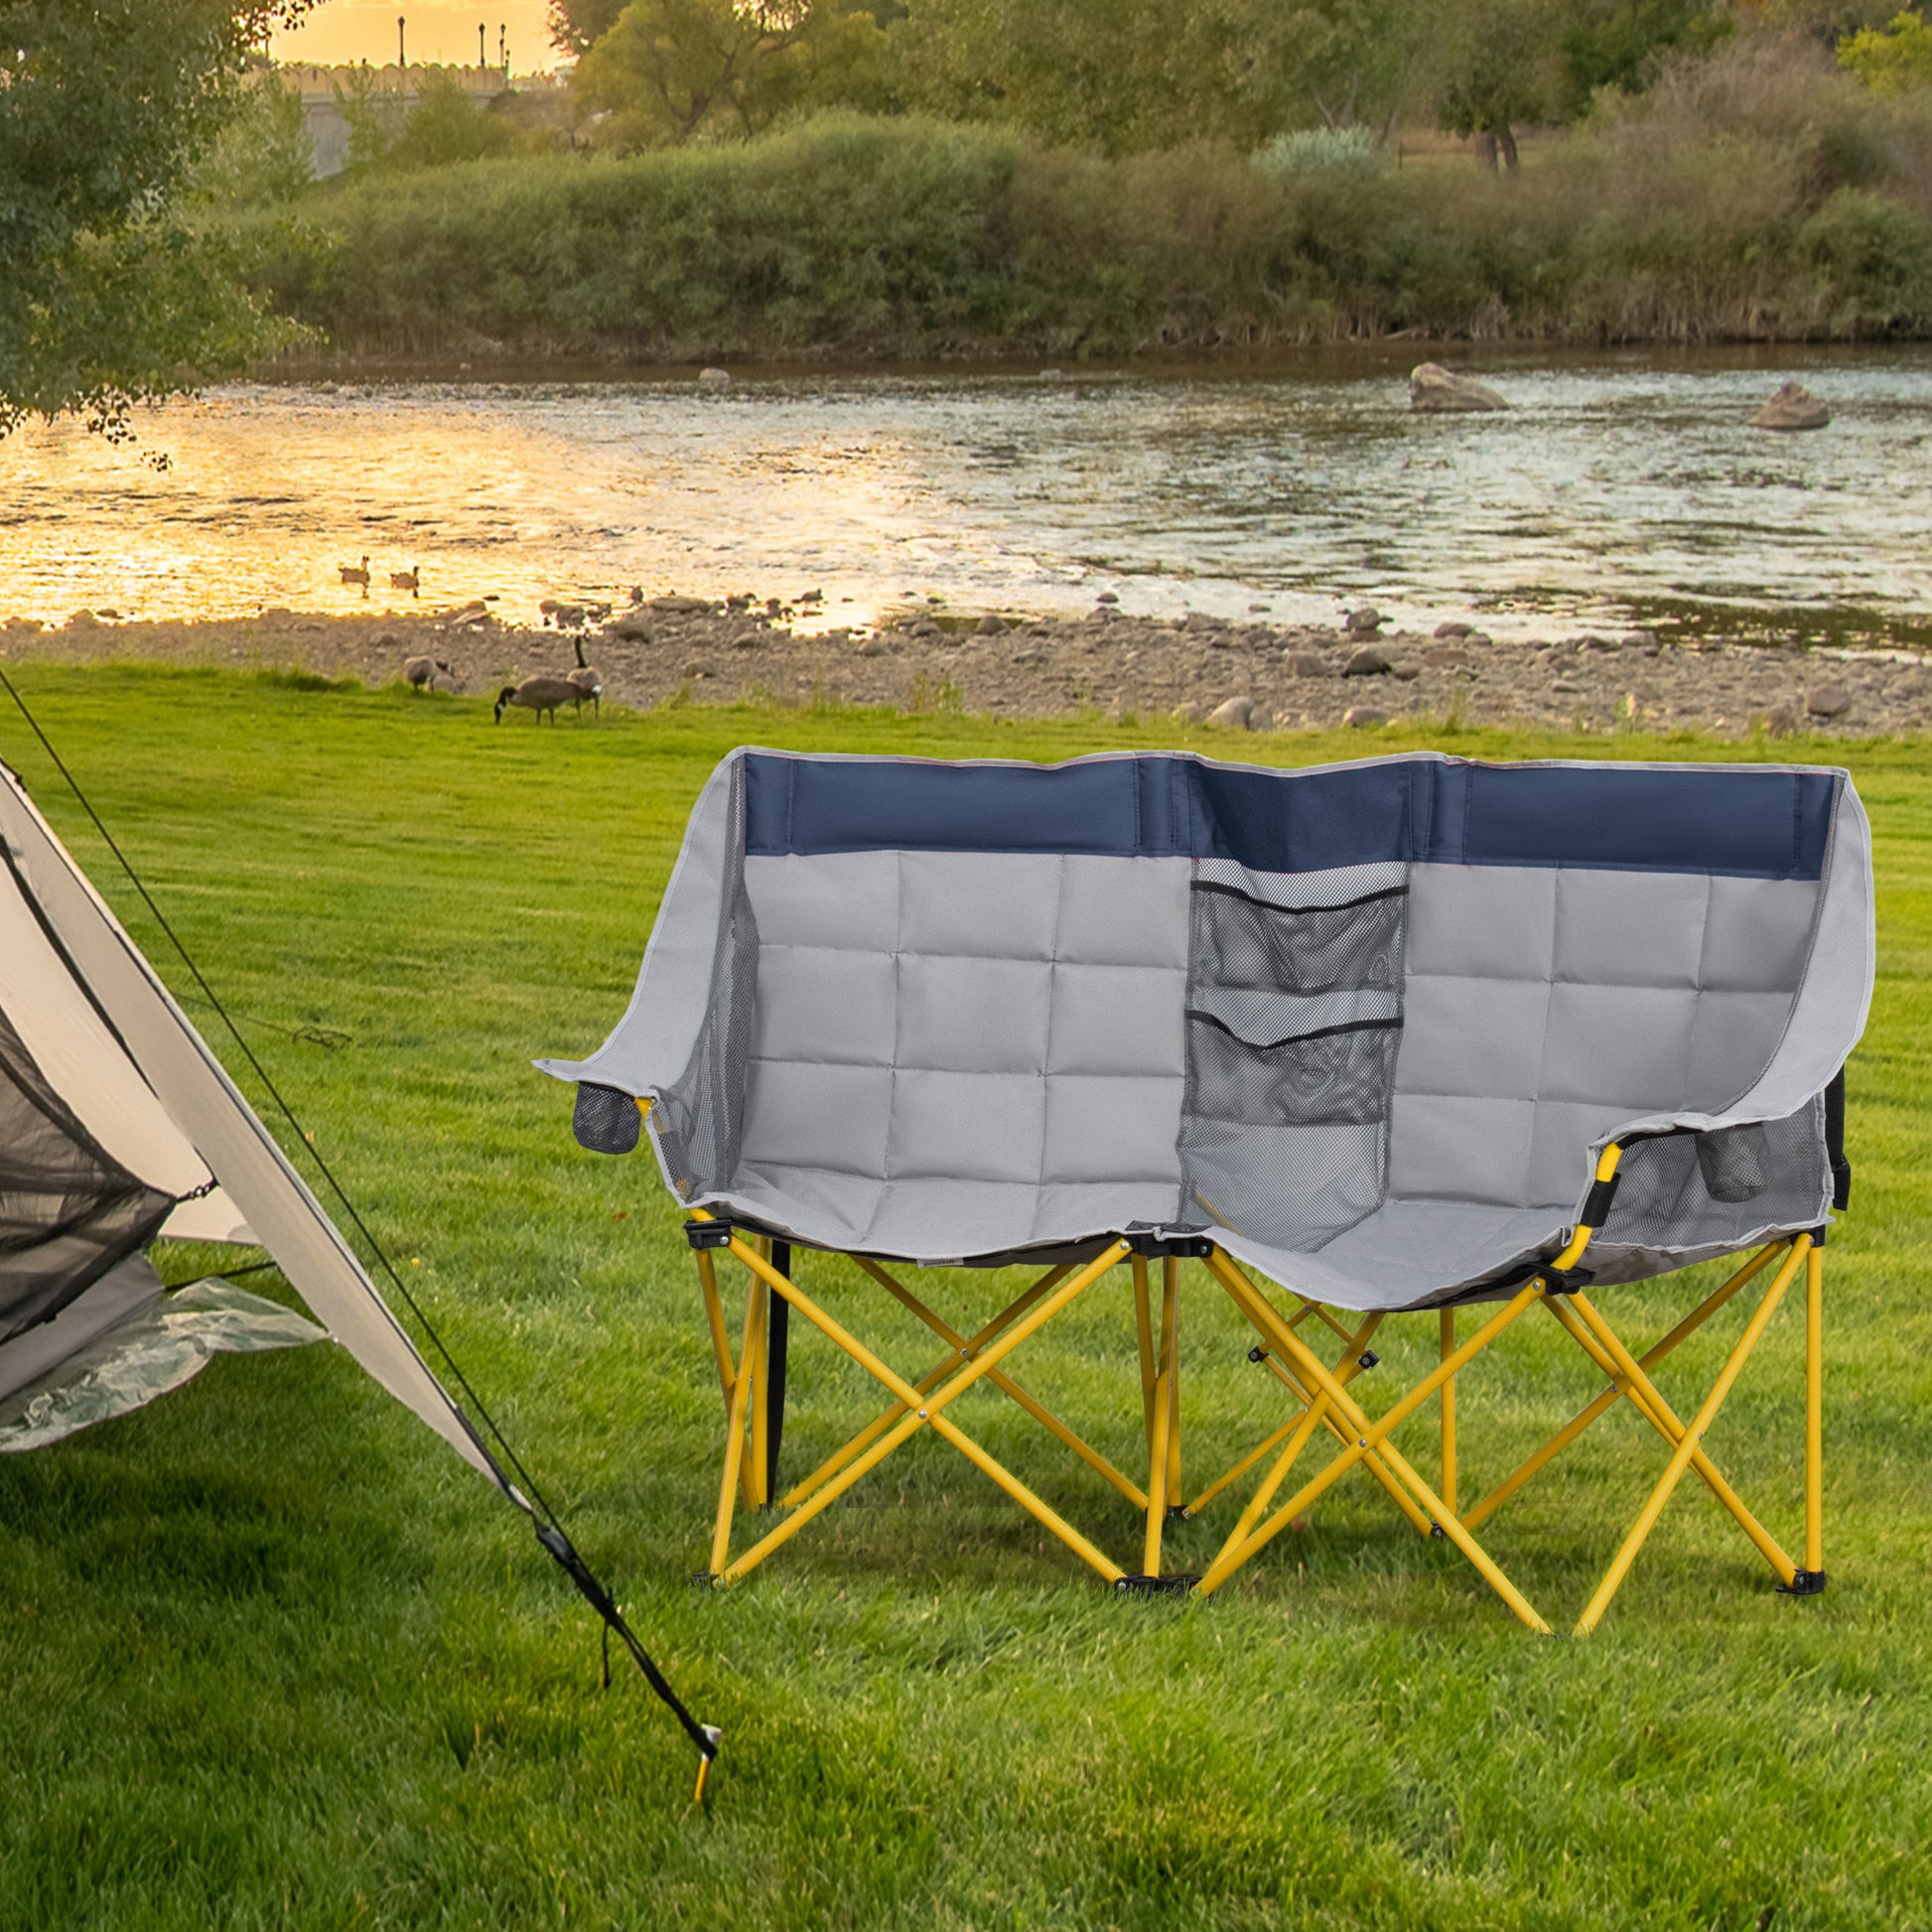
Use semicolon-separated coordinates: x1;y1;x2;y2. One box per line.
7;597;1926;740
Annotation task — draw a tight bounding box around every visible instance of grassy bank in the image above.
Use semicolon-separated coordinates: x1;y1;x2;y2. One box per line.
1;666;1929;1928
237;73;1932;361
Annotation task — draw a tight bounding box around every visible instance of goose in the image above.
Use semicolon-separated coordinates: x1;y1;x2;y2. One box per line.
494;674;580;724
567;634;604;716
389;565;421;597
403;654;455;692
340;555;370;587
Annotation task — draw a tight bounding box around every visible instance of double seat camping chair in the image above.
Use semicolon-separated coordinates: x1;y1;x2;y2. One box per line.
542;748;1872;1634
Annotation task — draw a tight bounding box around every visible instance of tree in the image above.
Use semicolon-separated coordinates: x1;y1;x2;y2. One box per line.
1840;9;1932;90
892;0;1428;153
0;2;313;440
573;0;886;145
1556;0;1730;119
1426;0;1567;170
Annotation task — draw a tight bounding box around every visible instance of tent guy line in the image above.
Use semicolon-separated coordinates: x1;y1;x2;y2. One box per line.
0;668;720;1795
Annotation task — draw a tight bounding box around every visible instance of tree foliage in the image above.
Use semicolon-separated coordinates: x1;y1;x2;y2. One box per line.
0;1;312;437
574;0;886;146
1840;9;1932;91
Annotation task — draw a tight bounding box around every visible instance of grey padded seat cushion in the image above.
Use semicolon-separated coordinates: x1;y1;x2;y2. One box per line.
540;750;1873;1312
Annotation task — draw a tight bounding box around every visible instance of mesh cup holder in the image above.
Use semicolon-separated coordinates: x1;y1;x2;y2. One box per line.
574;1081;642;1156
1696;1120;1772;1203
1187;1013;1400;1128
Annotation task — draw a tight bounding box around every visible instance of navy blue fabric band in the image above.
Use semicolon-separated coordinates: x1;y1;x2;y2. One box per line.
742;753;1836;881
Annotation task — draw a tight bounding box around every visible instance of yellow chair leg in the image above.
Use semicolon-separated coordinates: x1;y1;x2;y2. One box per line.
1550;1288;1798;1587
1132;1255;1157;1447
1198;1253;1550;1632
1142;1255;1180;1577
1440;1307;1457;1522
1572;1236;1809;1636
781;1263;1071;1507
1461;1242;1782;1533
1163;1257;1181;1508
1214;1272;1432;1538
853;1257;1148;1508
707;1271;764;1576
717;1239;1131;1585
1806;1241;1824;1578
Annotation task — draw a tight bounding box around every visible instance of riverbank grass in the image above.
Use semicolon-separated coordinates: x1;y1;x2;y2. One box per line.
1;665;1927;1929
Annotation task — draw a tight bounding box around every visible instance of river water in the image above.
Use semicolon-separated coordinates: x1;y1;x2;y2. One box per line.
2;347;1928;643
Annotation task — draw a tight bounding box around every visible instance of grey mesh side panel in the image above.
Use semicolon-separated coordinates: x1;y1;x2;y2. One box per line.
1593;1093;1830;1260
716;850;1189;1262
652;788;759;1201
1178;864;1407;1250
533;754;739;1094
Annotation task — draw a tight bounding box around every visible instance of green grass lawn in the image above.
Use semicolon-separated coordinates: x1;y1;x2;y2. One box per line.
0;666;1927;1931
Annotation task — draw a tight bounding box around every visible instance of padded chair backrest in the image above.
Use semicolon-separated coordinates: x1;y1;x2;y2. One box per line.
543;751;1870;1272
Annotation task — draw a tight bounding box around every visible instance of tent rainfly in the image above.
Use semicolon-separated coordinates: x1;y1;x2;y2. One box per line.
0;753;718;1783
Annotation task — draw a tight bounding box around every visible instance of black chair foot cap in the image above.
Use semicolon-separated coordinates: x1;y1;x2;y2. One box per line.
1164;1504;1189;1523
690;1571;722;1589
1114;1574;1199;1596
1777;1568;1827;1596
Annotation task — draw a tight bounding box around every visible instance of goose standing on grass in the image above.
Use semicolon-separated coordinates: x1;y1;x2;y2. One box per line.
568;634;604;716
494;674;580;724
340;555;370;588
404;654;456;693
389;565;421;598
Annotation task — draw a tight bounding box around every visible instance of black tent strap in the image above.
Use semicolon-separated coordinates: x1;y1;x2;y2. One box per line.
533;1520;719;1762
0;670;719;1780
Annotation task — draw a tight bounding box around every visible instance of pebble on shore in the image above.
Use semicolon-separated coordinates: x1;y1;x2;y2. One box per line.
2;600;1925;741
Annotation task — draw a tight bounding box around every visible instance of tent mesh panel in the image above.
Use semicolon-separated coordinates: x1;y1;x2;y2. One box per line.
1596;1094;1831;1255
1178;877;1408;1251
0;1001;175;1345
652;761;760;1199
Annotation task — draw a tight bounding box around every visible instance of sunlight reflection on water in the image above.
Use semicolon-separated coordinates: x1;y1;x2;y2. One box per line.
2;351;1928;638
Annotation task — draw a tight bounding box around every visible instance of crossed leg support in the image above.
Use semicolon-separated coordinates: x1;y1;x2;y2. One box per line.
1181;1232;1826;1633
696;1221;1137;1587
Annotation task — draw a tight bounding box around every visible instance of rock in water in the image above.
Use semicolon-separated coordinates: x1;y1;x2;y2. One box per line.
1343;607;1384;637
697;367;732;391
1205;695;1258;730
1805;681;1851;719
1752;381;1830;432
1409;362;1509;413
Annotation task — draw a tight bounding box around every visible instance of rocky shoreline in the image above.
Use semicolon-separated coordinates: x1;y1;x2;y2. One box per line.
5;596;1928;740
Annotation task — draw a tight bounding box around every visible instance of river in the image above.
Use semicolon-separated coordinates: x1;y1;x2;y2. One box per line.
2;347;1927;645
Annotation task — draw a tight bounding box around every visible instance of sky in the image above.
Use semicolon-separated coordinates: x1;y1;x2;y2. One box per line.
271;1;560;72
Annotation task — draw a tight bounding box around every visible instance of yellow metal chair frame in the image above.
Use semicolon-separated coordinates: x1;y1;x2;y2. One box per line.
679;1141;1830;1631
1163;1145;1830;1632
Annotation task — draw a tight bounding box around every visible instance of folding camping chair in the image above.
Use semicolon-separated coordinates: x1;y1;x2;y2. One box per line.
543;749;1870;1631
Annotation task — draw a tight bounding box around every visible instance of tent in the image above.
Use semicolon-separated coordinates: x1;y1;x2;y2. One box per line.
0;749;717;1779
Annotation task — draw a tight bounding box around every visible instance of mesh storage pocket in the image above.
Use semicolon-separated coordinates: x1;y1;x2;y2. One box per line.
573;1082;641;1156
1178;876;1408;1250
1186;1012;1399;1128
1597;1094;1832;1255
1192;881;1405;997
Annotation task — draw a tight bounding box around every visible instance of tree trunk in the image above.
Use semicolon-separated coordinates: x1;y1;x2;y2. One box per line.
1497;122;1520;173
1472;128;1498;171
